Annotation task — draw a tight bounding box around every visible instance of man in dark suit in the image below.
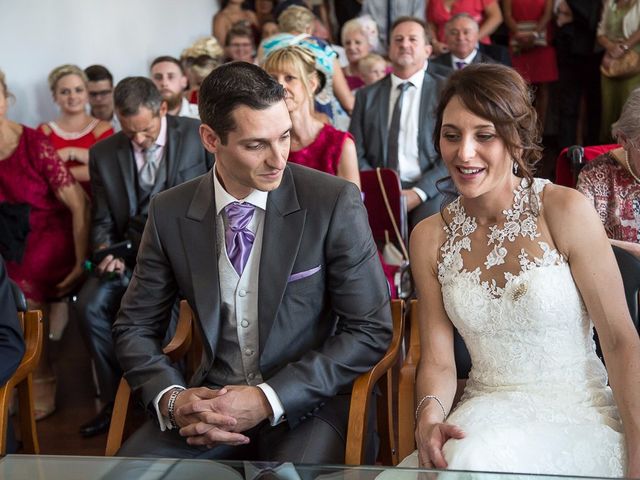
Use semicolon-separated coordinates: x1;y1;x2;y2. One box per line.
432;14;499;70
75;77;212;438
112;62;392;462
350;16;450;229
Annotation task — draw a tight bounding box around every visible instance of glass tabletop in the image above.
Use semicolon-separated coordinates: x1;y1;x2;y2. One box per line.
0;455;625;480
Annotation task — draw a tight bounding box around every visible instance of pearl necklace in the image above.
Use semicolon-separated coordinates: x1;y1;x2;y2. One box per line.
624;149;640;183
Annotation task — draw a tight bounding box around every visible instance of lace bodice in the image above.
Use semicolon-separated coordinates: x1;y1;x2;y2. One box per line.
437;178;609;390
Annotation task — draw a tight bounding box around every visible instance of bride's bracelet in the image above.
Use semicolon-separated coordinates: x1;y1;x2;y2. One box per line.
415;394;447;423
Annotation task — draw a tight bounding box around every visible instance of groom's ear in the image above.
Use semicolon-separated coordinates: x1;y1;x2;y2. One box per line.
199;124;221;154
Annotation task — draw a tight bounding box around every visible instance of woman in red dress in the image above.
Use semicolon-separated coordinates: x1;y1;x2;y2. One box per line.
504;0;558;131
263;45;360;188
0;70;89;419
38;64;113;195
427;0;503;55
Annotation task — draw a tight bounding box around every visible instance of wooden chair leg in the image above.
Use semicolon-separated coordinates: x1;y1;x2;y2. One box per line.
104;378;132;456
17;374;39;453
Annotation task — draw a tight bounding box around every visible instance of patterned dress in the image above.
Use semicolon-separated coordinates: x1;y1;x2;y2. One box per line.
0;126;77;302
577;152;640;243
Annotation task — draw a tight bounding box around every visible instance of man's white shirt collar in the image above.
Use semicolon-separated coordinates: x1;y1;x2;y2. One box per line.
390;62;427;91
451;49;478;67
213;165;268;215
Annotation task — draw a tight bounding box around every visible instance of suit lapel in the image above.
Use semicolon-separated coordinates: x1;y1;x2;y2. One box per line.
179;171;220;359
115;135;136;217
377;77;392;166
258;167;306;353
418;72;437;164
165;116;181;186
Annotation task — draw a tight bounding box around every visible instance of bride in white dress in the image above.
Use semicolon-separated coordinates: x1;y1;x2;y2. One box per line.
403;64;640;477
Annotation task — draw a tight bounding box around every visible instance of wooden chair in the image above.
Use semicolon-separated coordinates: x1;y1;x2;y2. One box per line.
0;284;44;454
397;299;470;461
105;300;195;456
106;299;405;466
345;298;404;466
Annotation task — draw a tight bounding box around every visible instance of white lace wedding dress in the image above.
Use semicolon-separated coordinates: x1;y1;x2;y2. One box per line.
400;178;626;476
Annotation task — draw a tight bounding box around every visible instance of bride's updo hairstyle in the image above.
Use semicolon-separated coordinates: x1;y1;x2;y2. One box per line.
433;63;542;188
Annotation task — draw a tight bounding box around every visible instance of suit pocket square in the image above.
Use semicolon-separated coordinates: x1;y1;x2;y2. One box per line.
288;265;321;283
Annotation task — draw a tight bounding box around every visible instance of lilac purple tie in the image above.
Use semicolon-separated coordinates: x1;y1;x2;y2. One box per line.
225;202;255;276
455;61;467;70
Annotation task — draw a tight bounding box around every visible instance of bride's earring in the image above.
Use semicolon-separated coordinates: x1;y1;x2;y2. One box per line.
513;162;519;175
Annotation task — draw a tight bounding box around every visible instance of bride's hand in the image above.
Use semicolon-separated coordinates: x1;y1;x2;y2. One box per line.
416;421;465;469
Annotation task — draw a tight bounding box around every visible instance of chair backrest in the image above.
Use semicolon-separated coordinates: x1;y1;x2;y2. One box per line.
360;169;408;250
0;307;43;455
345;299;404;466
555;144;619;188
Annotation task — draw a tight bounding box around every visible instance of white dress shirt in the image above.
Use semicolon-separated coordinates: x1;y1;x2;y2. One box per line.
388;65;427;200
451;49;478;69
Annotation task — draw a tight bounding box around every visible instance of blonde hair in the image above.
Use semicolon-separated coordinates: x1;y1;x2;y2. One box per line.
181;36;224;62
48;64;88;93
263;45;318;109
358;53;386;72
278;5;315;34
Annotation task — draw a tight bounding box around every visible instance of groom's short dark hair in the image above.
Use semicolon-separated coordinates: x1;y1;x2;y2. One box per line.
198;61;286;144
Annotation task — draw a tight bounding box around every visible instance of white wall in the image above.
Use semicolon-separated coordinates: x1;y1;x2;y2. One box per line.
1;0;217;127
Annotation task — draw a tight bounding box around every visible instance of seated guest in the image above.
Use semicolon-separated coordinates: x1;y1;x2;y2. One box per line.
0;255;25;453
112;62;392;461
180;37;225;104
260;20;280;41
263;5;354;130
577;88;640;258
225;24;257;64
432;14;498;70
359;53;388;86
264;45;360;188
0;69;89;420
85;65;121;132
149;56;199;119
212;0;259;47
38;64;113;194
74;77;212;438
427;0;503;56
341;18;377;91
350;17;450;229
184;55;221;106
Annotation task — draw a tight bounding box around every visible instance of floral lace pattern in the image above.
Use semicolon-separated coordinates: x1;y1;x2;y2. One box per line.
427;177;626;476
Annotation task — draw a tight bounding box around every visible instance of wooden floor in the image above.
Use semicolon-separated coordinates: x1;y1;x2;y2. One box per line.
16;310;108;456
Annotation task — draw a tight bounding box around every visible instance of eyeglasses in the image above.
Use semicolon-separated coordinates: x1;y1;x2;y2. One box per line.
89;89;113;98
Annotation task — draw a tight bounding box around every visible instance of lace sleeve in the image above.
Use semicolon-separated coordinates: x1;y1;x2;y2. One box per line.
27;128;77;191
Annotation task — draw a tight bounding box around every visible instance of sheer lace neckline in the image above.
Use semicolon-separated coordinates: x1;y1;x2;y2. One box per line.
438;177;566;298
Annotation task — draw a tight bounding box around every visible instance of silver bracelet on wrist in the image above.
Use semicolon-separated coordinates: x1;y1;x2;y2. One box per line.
167;388;185;429
415;394;447;423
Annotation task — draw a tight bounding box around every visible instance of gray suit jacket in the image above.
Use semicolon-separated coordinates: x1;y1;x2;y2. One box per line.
112;164;392;430
89;115;213;249
349;63;450;199
432;51;498;69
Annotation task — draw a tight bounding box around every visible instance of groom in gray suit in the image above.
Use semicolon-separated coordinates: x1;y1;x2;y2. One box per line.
350;16;450;229
113;62;392;462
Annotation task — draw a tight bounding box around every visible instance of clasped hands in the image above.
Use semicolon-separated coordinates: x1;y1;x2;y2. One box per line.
163;385;272;448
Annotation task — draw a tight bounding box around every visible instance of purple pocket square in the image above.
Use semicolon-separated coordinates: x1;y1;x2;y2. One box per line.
288;265;321;283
